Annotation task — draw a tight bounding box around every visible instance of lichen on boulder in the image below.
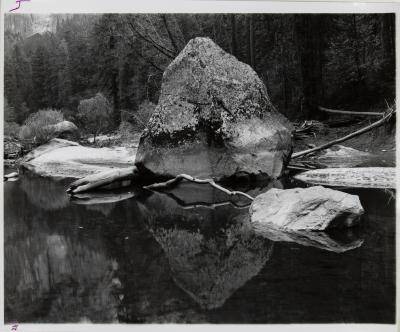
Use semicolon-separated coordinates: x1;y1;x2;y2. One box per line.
135;37;293;180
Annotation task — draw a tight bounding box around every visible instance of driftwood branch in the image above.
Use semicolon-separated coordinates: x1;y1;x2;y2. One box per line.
144;174;254;201
162;191;251;209
318;105;384;117
67;166;139;194
292;107;395;159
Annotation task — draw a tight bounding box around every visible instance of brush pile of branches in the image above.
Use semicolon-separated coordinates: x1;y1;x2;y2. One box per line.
294;120;326;140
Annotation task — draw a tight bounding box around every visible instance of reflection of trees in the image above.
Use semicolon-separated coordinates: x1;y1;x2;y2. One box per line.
5;180;119;323
4;175;371;323
5;230;119;322
139;181;365;309
18;175;70;211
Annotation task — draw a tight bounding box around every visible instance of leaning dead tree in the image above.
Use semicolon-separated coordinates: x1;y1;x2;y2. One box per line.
318;105;384;117
293;106;395;159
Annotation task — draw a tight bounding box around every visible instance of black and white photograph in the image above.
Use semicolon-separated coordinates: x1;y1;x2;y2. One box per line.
2;0;397;328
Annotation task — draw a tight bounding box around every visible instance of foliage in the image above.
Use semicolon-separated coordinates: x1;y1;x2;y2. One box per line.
4;13;396;124
118;121;136;142
4;121;21;139
77;93;112;142
19;109;64;143
121;100;156;130
4;98;16;122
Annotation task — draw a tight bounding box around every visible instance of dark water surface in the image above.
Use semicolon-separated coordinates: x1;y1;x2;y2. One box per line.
4;172;395;323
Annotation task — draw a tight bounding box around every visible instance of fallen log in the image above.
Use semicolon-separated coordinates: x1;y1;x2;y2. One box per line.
318;105;384;117
4;172;19;180
294;167;396;189
292;107;395;159
70;191;135;204
67;166;139;194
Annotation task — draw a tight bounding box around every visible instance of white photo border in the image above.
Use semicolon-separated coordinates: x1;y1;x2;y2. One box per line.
0;1;399;332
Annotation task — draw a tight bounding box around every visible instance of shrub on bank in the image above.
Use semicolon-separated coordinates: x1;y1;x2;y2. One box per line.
4;122;21;139
77;93;112;143
135;101;156;130
118;121;136;142
121;101;156;131
19;109;64;144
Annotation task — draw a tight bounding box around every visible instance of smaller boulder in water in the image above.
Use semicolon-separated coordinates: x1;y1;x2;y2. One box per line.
250;186;364;231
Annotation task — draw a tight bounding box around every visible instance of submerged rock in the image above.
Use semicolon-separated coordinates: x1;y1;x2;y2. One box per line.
22;138;136;179
135;37;292;180
250;186;364;231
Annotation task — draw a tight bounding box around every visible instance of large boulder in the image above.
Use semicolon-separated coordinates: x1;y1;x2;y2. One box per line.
250;186;364;231
135;37;293;180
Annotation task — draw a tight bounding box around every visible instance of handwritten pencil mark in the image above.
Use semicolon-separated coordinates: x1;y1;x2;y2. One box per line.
9;0;30;12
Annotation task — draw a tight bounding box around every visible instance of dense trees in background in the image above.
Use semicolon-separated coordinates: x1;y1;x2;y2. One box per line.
4;13;395;132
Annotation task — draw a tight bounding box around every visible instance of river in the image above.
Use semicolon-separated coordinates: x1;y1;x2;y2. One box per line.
4;171;395;323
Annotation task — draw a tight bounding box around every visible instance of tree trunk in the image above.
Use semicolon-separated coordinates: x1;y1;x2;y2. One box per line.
112;71;120;126
351;15;362;82
230;15;237;57
295;15;325;117
246;16;255;68
382;13;395;57
67;166;139;194
249;15;255;68
162;14;180;53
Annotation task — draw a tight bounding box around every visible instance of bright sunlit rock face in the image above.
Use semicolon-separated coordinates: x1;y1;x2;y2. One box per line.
135;37;293;180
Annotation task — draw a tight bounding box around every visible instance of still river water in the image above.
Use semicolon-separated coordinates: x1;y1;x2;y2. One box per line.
4;170;395;323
